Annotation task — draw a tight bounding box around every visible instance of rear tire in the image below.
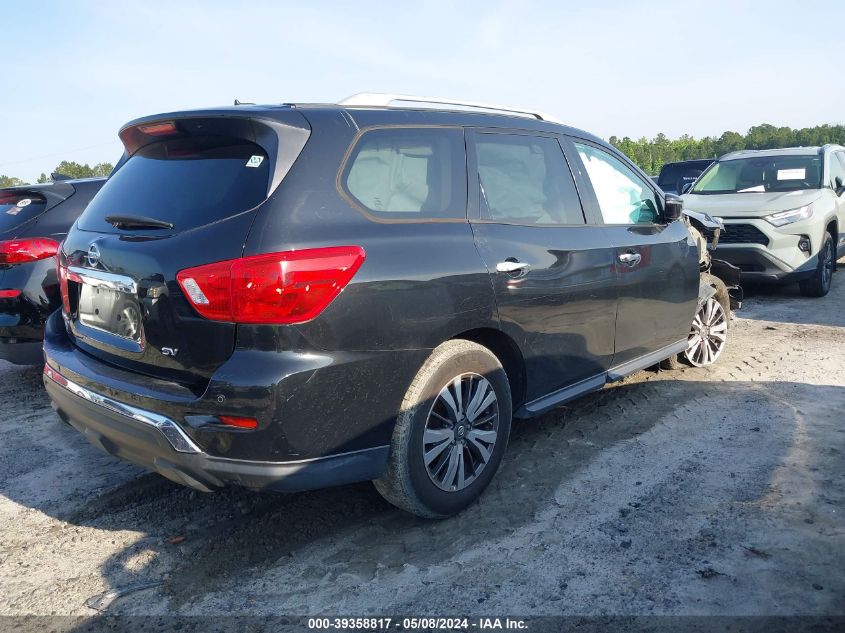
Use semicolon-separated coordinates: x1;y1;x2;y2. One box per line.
799;232;834;298
374;339;512;518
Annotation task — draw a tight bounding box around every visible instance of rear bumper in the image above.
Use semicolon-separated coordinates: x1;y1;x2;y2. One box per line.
0;339;43;365
0;257;59;357
44;364;388;493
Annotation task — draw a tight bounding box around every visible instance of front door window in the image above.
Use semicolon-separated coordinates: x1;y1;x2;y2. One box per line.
573;142;661;225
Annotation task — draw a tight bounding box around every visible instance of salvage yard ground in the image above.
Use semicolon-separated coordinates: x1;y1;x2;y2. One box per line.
1;262;843;618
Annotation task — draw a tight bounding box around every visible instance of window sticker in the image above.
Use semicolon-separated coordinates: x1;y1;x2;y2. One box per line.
17;198;32;207
777;168;805;180
245;155;265;168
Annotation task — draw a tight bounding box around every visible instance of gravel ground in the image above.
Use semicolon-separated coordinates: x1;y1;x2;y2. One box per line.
0;267;843;621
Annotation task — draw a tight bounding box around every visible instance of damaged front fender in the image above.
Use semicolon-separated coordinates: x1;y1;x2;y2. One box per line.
699;280;717;301
683;209;743;310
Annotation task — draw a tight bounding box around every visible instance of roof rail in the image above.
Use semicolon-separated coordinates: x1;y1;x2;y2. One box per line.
338;93;561;123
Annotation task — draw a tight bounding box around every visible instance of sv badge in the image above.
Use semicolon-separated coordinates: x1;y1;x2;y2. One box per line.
161;347;179;357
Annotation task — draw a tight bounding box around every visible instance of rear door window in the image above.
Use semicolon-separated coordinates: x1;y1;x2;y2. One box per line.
0;191;47;233
78;137;270;233
471;133;585;225
342;127;467;220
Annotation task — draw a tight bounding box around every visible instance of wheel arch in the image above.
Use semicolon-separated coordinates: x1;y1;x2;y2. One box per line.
451;327;526;411
825;217;838;259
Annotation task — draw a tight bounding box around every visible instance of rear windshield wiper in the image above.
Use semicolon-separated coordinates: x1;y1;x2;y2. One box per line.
104;215;174;230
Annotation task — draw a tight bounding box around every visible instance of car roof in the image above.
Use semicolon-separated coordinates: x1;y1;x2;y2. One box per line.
312;104;602;139
718;146;839;161
120;101;606;146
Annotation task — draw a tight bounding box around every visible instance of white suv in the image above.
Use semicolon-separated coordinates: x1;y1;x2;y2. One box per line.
682;145;845;297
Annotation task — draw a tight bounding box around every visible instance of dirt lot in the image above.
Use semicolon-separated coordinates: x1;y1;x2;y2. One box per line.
1;267;843;621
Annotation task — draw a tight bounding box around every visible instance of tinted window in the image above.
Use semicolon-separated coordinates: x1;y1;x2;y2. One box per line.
0;191;47;233
691;155;823;194
343;128;466;219
830;152;845;188
574;142;660;225
657;161;713;193
79;137;270;232
473;134;584;225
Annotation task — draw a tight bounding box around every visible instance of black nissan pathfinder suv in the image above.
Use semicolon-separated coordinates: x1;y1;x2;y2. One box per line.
43;94;728;517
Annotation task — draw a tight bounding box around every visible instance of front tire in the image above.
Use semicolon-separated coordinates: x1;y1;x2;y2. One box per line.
661;273;730;370
684;293;728;367
374;339;512;518
799;231;834;298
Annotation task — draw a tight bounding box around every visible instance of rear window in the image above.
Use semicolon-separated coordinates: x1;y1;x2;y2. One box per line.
342;127;467;220
657;162;712;193
0;191;47;233
79;137;270;232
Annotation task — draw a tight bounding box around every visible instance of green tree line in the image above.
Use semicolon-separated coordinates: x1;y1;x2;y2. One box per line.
0;160;113;188
610;123;845;176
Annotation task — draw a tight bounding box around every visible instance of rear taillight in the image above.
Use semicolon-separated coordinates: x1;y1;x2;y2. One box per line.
177;246;366;324
58;261;70;313
44;364;68;387
0;238;59;265
0;289;22;299
57;257;81;315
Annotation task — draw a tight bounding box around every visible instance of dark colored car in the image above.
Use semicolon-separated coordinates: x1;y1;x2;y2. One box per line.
0;177;106;364
43;94;723;517
657;159;716;195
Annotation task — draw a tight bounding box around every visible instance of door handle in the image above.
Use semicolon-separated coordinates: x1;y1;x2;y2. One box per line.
496;260;531;274
617;252;642;267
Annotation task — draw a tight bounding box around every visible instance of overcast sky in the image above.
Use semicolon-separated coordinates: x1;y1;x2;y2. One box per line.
2;0;843;182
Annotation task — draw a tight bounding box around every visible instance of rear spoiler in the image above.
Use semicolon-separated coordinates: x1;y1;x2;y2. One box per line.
1;181;77;212
117;110;311;196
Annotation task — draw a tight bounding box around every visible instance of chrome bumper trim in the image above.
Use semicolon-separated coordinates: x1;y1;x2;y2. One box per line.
68;266;138;294
43;364;201;454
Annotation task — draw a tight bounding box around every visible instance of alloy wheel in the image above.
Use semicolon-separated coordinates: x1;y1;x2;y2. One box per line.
423;373;499;492
684;296;727;367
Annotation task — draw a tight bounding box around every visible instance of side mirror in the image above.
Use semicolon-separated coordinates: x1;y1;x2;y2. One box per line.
681;182;694;194
836;176;845;196
664;195;683;221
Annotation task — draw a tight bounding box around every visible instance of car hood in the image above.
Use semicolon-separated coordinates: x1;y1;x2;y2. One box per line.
681;189;823;218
